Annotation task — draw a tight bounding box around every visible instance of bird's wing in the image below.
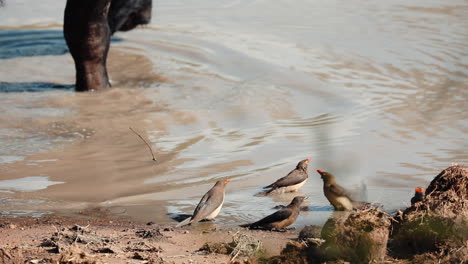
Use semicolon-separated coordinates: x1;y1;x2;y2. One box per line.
250;209;292;228
191;192;212;218
191;189;223;222
329;184;354;200
265;170;306;188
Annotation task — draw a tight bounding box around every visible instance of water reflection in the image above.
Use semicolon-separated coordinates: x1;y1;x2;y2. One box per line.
0;30;67;59
0;210;50;218
0;29;122;59
0;82;73;93
0;176;64;192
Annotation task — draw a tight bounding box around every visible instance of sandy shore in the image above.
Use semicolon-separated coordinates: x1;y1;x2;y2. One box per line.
0;214;296;264
2;166;466;264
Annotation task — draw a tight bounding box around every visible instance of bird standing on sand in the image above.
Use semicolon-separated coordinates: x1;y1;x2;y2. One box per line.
260;158;311;195
317;170;364;211
176;179;230;227
411;187;425;205
240;196;305;230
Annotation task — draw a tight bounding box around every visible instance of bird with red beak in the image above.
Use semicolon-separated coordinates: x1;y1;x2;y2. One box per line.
176;179;230;227
411;187;425;205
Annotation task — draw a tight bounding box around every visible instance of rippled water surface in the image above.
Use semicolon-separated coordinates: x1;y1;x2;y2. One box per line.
0;0;467;227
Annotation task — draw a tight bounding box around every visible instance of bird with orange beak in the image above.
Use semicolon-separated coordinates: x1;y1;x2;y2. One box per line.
260;158;311;195
411;187;425;205
176;179;230;227
316;170;366;211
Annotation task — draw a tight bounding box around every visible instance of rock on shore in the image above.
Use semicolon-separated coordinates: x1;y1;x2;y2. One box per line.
390;165;468;262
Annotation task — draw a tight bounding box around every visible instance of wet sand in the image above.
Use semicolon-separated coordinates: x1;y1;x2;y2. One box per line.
0;214;295;264
0;48;185;223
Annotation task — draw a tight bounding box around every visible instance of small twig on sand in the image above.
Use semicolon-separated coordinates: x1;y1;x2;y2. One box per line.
129;127;157;161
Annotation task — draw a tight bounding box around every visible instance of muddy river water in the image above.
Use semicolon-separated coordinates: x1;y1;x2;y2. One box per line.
0;0;467;228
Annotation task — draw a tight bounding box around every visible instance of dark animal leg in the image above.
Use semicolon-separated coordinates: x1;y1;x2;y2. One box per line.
64;0;111;91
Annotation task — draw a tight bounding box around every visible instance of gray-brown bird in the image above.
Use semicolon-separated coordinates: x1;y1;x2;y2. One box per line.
317;170;365;211
259;158;310;195
176;179;230;227
411;187;425;205
240;196;305;230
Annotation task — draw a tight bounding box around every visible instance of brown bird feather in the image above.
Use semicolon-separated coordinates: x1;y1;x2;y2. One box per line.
317;170;367;211
241;196;305;230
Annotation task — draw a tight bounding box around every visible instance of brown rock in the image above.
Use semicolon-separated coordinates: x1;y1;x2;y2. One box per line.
298;225;321;241
390;165;468;261
266;242;309;264
58;245;102;264
320;209;390;263
199;242;230;255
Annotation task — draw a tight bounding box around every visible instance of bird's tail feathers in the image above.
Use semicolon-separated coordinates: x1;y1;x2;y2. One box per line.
176;216;192;227
239;223;251;228
255;188;275;197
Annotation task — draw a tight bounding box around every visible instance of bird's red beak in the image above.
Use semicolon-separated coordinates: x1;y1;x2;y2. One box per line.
224;179;231;184
305;157;311;164
415;187;424;193
316;170;323;175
